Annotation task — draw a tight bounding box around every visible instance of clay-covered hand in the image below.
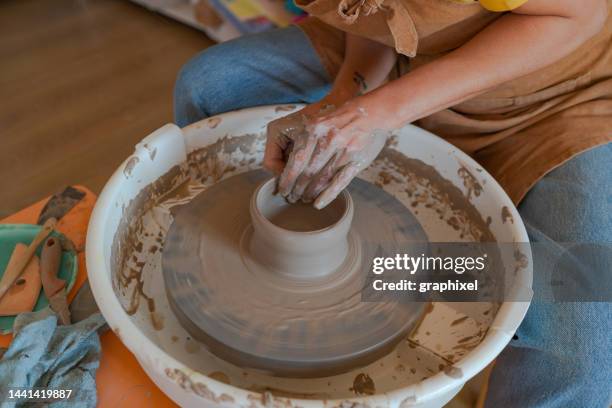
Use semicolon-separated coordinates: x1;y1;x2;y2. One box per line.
264;102;327;176
277;99;390;209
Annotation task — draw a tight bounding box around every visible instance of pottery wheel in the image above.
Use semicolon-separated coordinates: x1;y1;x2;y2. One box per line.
163;170;428;377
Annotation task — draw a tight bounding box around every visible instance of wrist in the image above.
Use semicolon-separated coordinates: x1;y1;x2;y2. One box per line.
355;92;405;130
326;78;362;105
324;90;354;107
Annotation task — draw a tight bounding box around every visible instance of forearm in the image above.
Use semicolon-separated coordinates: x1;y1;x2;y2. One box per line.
366;0;607;128
326;33;397;105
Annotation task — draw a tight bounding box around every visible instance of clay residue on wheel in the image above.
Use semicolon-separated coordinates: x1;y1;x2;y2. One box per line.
111;133;264;328
375;148;494;242
151;311;164;330
207;117;222;129
164;368;235;403
513;248;529;275
274;105;296;112
457;164;483;201
208;371;231;385
451;327;486;354
350;373;376;396
451;316;469;326
123;156;140;178
501;205;514;224
185;133;263;182
109;131;498;386
248;386;330;399
443;365;463;379
185;336;201;354
111;133;494;303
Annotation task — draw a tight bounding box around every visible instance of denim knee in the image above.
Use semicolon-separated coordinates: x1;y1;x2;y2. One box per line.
562;303;612;391
487;301;612;407
173;45;236;126
519;143;612;243
539;302;611;399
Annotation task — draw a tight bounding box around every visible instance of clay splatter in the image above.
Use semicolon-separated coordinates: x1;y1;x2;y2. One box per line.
274;105;296;112
451;316;469;326
165;368;235;403
376;149;495;242
208;371;231;385
513;248;529;274
501;206;513;224
457;165;482;201
185;337;201;354
207;117;222;129
248;385;329;399
350;373;375;396
144;143;157;161
123;156;140;178
116;260;158;329
151;311;164;330
443;365;463;379
374;170;400;188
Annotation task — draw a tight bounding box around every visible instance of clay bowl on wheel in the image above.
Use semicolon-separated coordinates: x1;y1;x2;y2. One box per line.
87;105;532;407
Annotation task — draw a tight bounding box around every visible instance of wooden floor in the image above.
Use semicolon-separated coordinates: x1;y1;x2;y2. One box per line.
0;0;214;217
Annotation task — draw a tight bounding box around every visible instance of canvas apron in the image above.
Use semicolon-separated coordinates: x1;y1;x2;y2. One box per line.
296;0;612;204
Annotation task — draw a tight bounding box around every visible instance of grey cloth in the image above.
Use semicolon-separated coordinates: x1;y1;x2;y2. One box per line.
0;308;106;407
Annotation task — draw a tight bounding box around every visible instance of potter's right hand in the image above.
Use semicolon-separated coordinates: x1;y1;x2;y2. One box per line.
264;101;332;176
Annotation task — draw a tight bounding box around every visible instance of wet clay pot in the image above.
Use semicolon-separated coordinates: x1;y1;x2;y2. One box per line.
249;179;353;279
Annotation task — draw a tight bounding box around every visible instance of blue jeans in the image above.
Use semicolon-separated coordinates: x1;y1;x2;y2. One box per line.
174;26;612;407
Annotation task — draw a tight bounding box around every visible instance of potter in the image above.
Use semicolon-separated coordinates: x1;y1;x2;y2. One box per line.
175;0;612;403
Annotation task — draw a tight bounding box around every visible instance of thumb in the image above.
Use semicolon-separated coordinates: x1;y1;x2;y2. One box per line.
263;138;286;175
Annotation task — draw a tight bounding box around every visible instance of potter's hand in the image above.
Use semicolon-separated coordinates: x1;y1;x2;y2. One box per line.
264;103;326;176
278;99;390;209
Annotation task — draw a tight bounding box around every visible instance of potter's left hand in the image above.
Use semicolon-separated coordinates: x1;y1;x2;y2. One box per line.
278;98;390;209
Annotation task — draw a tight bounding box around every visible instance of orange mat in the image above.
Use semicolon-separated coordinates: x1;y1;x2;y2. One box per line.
1;186;176;407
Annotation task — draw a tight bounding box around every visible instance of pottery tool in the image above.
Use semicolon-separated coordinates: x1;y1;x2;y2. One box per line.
0;244;41;316
34;186;83;323
37;186;86;225
163;170;428;377
41;237;71;325
0;217;56;302
0;186;84;316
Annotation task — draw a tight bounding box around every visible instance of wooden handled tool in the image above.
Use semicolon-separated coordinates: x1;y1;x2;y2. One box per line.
0;217;56;301
41;236;70;325
40;237;65;297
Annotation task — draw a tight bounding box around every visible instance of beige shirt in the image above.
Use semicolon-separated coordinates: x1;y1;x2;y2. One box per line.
296;0;612;204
